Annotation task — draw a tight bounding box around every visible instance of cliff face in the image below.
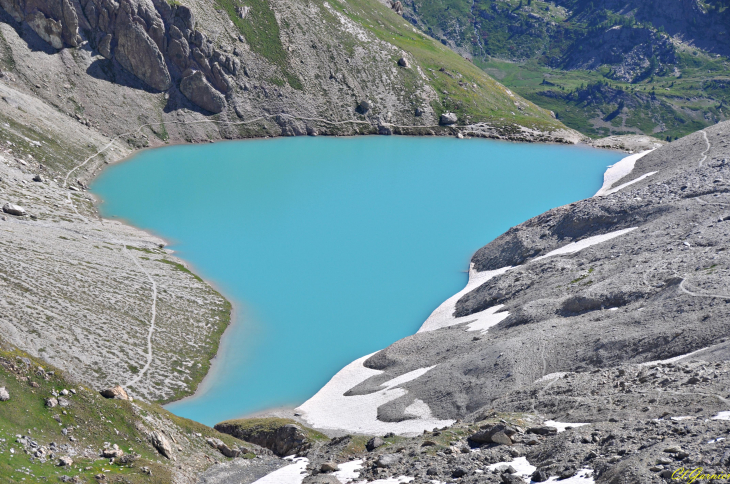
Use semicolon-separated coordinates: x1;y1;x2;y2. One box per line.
0;0;571;153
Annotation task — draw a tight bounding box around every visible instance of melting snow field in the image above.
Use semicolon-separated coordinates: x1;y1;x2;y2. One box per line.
712;410;730;420
251;457;308;484
297;355;455;435
594;150;653;197
418;265;512;333
543;420;590;433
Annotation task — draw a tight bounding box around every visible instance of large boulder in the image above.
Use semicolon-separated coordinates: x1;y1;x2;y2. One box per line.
0;387;9;401
149;430;172;459
439;112;458;125
3;203;27;216
468;424;516;445
114;13;171;91
180;71;226;114
214;418;326;457
100;385;129;400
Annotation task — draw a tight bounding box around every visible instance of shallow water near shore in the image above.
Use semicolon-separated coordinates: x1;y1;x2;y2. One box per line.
91;136;622;426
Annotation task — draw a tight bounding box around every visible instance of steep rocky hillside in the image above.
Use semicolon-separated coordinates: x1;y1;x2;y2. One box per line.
0;339;282;484
399;0;730;138
294;119;730;448
0;0;572;157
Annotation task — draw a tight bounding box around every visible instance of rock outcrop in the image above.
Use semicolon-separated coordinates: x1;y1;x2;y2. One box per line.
215;418;324;457
180;70;225;113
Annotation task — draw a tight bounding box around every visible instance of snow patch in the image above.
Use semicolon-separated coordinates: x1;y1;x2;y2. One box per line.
487;457;536;480
535;372;568;383
594;150;653;197
545;468;595;483
297;356;454;435
544;420;589;433
334;460;363;483
252;457;308;484
712;411;730;421
418;265;512;333
639;346;714;367
533;228;637;262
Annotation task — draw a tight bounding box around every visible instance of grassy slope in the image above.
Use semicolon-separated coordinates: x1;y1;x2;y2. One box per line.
0;342;246;483
327;0;565;130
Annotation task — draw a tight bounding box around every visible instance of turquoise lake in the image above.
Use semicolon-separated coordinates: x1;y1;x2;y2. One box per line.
91;136;622;426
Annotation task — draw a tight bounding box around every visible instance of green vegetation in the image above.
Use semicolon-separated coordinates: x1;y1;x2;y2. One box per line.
479;56;729;139
0;341;242;483
327;0;563;131
215;0;302;89
401;0;730;137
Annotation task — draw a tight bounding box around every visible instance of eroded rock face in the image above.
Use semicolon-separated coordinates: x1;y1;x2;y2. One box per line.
180;70;226;113
114;12;171;91
214;420;314;457
27;11;65;49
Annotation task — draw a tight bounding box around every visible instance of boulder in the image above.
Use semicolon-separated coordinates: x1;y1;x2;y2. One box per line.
58;456;73;466
114;14;171;91
531;468;550;482
320;461;338;472
3;203;26;216
102;445;124;458
490;431;513;446
0;387;8;401
149;430;172;459
32;174;44;182
358;100;370;113
397;57;409;68
58;396;71;407
439;112;458;125
526;426;557;436
468;424;515;445
180;71;226;114
206;437;240;458
375;453;399;467
366;436;385;451
390;0;403;14
45;397;59;408
302;476;340;484
100;385;129;400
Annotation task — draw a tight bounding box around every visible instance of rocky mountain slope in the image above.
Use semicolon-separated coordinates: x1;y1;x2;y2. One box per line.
398;0;730;138
0;0;574;153
0;338;282;484
292;119;730;448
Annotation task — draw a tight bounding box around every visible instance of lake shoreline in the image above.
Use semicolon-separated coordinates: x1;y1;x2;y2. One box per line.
89;134;635;428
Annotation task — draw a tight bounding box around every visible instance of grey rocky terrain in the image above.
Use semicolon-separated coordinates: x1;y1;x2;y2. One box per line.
325;119;730;427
